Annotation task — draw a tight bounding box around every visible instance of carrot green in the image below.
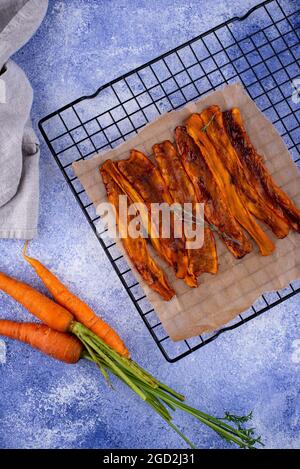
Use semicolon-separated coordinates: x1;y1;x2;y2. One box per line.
72;321;263;449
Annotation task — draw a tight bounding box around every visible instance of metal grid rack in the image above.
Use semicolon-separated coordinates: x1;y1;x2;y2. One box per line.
39;0;300;362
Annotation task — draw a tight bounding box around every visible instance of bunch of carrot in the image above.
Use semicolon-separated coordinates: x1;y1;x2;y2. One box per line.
0;244;263;449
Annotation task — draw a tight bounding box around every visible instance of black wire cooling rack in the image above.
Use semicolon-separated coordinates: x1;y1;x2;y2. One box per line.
39;0;300;362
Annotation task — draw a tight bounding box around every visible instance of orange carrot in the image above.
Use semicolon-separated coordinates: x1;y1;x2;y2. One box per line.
22;244;129;358
0;272;73;332
0;320;83;364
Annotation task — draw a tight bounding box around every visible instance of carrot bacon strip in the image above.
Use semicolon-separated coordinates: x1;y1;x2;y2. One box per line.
175;126;252;259
153;141;198;206
101;159;181;275
22;244;129;357
0;272;73;332
103;153;189;282
153;140;218;282
0;320;83;364
199;106;289;239
101;159;165;260
223;107;300;233
186;113;275;256
117;150;189;280
100;167;175;300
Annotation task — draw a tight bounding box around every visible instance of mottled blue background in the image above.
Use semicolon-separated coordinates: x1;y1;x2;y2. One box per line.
0;0;299;449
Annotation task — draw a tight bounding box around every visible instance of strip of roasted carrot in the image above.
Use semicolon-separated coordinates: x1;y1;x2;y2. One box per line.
153;140;218;282
101;159;168;263
223;107;300;233
175;126;252;259
114;150;189;281
100;167;175;300
199;106;289;239
101;158;188;282
186;114;275;256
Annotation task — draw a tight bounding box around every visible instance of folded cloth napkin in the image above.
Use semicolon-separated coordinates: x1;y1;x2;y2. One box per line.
0;0;48;239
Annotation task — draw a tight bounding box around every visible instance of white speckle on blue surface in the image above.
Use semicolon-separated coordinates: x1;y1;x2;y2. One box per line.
0;0;299;449
0;340;6;364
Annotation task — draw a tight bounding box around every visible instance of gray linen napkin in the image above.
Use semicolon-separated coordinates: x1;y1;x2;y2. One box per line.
0;0;48;239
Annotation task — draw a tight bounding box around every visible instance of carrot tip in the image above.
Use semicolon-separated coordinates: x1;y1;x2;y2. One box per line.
23;241;30;259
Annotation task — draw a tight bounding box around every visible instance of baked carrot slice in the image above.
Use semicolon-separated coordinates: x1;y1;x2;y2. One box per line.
199;106;289;239
175;126;252;259
186;113;275;256
223;107;300;233
22;246;129;357
0;320;83;364
153;140;218;282
117;150;189;281
100;167;175;300
102;155;189;283
101;159;174;270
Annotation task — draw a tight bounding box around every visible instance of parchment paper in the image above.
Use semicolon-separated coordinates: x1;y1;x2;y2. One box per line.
73;83;300;341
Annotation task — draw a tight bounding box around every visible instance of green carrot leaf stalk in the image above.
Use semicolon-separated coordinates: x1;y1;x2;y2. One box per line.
71;322;263;449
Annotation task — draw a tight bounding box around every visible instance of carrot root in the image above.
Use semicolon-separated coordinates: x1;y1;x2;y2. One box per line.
0;320;83;364
0;271;74;332
22;244;129;358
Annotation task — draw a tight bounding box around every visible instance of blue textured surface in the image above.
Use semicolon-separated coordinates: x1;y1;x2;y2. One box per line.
0;0;300;449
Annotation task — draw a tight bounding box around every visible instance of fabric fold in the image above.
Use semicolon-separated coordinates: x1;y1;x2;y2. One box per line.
0;0;48;239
